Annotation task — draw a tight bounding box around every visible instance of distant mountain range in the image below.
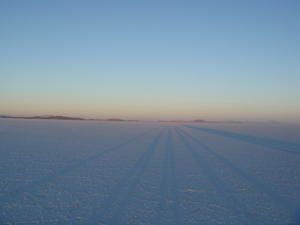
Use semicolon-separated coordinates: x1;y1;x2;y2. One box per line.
0;115;85;120
0;115;245;123
0;115;139;122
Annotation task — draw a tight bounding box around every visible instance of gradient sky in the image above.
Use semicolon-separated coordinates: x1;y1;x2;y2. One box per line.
1;0;300;121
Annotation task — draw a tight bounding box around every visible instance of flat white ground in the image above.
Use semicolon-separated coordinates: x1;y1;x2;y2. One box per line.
0;119;300;225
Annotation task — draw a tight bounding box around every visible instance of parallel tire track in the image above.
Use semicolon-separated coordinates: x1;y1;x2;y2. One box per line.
185;125;300;155
176;128;258;225
0;128;157;224
179;127;297;215
157;128;182;225
90;129;164;225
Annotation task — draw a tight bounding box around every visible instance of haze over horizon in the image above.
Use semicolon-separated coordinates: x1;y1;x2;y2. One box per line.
1;1;300;122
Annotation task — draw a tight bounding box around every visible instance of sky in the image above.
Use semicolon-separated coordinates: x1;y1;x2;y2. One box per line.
0;0;300;122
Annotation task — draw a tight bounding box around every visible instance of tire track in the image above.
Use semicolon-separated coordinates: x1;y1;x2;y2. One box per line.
176;128;258;225
0;128;157;220
89;129;164;225
156;128;182;225
179;127;298;215
185;125;300;155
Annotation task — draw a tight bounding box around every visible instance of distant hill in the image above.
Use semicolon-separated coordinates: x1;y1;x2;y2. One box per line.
89;118;139;122
30;116;85;120
107;118;128;122
190;119;206;123
0;115;243;123
159;119;206;123
0;115;139;122
0;115;85;120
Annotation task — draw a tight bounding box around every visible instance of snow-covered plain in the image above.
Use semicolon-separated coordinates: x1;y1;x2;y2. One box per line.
0;119;300;225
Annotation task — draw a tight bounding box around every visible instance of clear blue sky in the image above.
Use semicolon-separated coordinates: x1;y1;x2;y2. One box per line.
1;0;299;121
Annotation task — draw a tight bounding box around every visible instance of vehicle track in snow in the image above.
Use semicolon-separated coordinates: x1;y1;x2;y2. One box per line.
0;128;157;223
89;129;164;225
156;128;182;225
176;128;258;225
185;125;300;155
180;126;299;219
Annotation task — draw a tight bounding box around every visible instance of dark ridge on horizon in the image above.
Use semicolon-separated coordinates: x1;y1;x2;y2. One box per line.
0;115;85;120
158;119;246;124
0;115;140;122
88;118;139;122
159;119;206;123
0;115;268;124
158;119;241;123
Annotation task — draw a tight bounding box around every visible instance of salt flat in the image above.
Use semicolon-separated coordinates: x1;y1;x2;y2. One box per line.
0;119;300;225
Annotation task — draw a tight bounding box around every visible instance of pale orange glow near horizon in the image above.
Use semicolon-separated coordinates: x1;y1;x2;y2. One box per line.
1;96;299;122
